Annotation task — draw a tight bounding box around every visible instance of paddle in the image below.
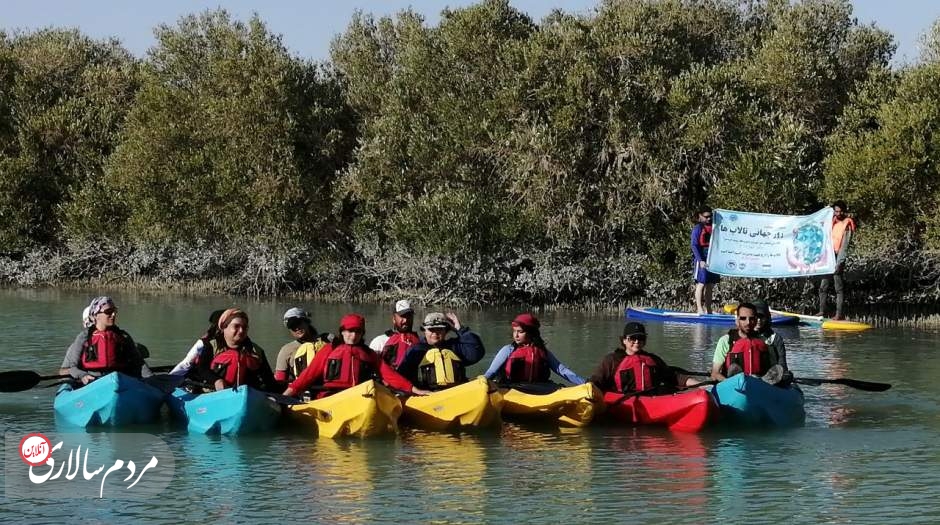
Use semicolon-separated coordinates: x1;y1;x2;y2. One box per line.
500;382;563;395
0;365;177;393
668;367;891;392
610;380;718;407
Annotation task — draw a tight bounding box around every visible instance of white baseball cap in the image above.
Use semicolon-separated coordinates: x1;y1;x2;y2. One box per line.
394;300;414;315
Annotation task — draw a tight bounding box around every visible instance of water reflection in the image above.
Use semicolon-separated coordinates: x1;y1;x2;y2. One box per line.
606;430;708;508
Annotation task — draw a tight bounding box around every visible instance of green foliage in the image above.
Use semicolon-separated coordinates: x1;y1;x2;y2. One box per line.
70;10;356;247
0;29;138;251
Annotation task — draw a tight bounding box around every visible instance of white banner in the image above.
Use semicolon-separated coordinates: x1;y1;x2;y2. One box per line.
706;207;835;278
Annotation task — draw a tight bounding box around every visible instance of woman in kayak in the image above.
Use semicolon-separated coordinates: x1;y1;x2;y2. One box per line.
589;322;697;394
169;309;226;377
59;296;152;385
203;308;278;392
483;313;584;385
283;313;430;398
752;300;789;385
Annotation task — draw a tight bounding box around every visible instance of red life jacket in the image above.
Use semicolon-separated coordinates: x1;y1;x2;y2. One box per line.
381;331;420;369
725;332;771;376
80;329;127;371
211;347;262;386
503;344;550;383
698;224;712;248
323;343;377;391
613;352;659;393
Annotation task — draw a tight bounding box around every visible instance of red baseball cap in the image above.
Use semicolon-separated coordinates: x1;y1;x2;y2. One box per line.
511;313;540;330
339;313;366;332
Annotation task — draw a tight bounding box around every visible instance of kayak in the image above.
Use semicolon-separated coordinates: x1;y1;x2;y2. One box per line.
602;389;718;433
626;307;799;326
289;380;402;438
711;373;805;427
500;382;605;427
54;372;166;428
167;386;283;435
402;376;503;431
721;303;872;330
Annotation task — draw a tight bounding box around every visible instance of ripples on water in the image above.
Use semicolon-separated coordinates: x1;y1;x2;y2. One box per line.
1;290;940;523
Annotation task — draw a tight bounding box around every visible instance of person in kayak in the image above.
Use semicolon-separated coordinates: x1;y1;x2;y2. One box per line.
482;313;584;385
169;309;225;377
691;206;719;314
203;308;278;391
59;296;152;385
396;312;486;391
817;200;856;320
710;302;779;383
589;322;696;394
752;300;790;386
282;313;430;398
368;299;420;370
274;307;332;383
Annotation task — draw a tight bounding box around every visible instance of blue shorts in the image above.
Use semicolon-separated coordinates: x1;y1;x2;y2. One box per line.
694;262;720;284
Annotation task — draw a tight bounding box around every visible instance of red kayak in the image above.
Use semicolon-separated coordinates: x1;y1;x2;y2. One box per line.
603;389;718;433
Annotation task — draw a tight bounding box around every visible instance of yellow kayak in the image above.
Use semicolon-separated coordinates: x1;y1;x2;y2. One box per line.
402;376;503;431
500;382;605;427
722;304;872;331
289;380;402;438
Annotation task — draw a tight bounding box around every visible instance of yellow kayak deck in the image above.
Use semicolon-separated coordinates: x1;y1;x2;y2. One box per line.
500;382;605;427
402;376;503;432
289;380;403;438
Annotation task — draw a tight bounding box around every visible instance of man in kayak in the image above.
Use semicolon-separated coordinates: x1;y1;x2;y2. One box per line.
710;302;783;384
691;206;719;314
274;307;331;383
283;313;430;398
396;312;486;391
817;200;856;320
368;299;420;370
589;322;697;394
59;296;152;385
483;313;585;385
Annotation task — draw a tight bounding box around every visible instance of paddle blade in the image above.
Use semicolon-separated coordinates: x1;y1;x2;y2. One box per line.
795;377;891;392
0;370;42;393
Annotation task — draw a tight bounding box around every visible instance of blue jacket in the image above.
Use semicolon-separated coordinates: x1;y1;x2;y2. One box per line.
483;344;585;385
397;327;486;384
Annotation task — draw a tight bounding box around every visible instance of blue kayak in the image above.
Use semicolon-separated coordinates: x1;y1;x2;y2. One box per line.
711;374;805;427
167;386;283;435
625;307;800;326
54;372;166;428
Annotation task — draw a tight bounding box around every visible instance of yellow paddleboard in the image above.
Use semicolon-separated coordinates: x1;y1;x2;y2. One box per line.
722;304;872;331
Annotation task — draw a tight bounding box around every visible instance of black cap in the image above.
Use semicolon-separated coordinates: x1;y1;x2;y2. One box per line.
622;322;646;338
751;300;770;316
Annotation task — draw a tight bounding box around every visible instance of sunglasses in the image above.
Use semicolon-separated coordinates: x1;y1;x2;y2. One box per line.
626;335;647;342
99;308;117;316
286;318;307;330
738;316;758;321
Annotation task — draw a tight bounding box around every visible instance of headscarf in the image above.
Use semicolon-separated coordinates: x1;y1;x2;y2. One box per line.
86;296;115;326
218;308;247;330
81;306;93;329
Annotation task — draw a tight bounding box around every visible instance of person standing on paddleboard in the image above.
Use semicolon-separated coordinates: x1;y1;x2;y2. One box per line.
691;207;719;315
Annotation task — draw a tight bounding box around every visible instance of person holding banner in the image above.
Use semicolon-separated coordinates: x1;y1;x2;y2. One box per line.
817;201;855;320
691;207;719;314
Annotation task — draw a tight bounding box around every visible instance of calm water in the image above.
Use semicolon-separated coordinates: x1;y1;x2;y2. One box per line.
0;288;937;523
